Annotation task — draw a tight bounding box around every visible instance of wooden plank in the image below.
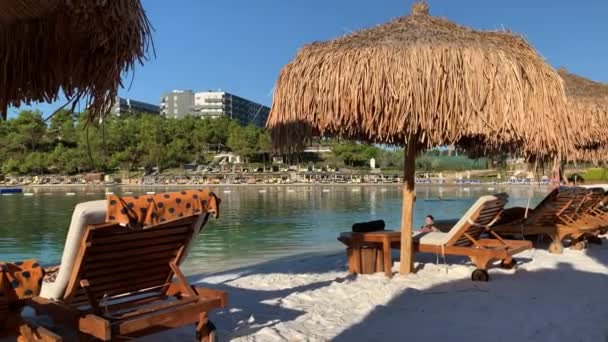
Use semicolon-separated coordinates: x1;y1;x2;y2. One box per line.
113;298;198;320
84;258;175;278
90;217;197;238
63;227;94;301
91;227;190;245
80;276;169;299
169;261;197;298
85;266;172;289
84;243;183;262
71;288;164;310
101;294;166;315
72;279;168;305
165;284;228;308
115;300;221;336
84;251;177;272
87;235;187;254
18;321;64;342
79;314;111;341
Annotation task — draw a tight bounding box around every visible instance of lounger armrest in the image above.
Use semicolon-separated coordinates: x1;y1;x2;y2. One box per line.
165;283;227;308
192;286;228;308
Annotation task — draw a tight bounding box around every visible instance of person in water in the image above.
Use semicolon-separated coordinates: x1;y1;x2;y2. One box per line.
419;215;440;233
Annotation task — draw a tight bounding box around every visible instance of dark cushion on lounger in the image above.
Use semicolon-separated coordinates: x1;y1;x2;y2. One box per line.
352;220;385;233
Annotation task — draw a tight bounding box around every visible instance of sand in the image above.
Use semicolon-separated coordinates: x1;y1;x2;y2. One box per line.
137;235;608;341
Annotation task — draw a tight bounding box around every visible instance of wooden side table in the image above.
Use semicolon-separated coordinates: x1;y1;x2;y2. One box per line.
338;231;401;278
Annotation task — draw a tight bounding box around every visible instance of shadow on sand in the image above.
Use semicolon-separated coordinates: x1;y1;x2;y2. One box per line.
187;252;350;339
333;243;608;342
150;240;608;341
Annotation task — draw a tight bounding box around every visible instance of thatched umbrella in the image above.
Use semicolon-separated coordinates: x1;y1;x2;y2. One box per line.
0;0;152;120
559;69;608;155
267;2;573;274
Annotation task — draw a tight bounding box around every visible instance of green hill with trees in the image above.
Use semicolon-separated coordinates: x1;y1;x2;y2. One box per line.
0;110;490;175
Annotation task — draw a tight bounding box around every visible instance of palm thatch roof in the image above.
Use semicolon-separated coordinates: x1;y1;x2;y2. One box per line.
558;69;608;151
0;0;152;120
572;147;608;165
267;1;573;157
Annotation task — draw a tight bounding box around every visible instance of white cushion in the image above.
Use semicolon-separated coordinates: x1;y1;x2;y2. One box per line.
414;194;504;247
40;200;107;300
414;231;450;246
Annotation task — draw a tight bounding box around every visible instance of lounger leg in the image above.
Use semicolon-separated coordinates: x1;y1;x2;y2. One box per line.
500;257;517;269
569;236;588;251
351;240;361;274
18;323;63;342
382;238;393;278
469;256;492;270
196;312;217;342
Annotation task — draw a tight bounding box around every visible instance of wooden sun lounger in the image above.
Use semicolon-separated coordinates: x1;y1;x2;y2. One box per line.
339;194;532;281
26;215;226;341
588;194;608;235
493;187;605;253
577;185;608;236
556;188;607;245
411;193;531;281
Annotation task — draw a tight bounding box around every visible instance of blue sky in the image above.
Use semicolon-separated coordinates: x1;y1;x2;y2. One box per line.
11;0;608;118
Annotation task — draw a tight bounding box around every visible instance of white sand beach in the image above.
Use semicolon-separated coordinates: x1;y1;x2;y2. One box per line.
137;235;608;341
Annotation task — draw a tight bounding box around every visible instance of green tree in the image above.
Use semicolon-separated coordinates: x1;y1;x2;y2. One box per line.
20;152;48;174
48;110;76;146
227;124;259;162
138;116;167;171
11;110;47;152
332;142;380;167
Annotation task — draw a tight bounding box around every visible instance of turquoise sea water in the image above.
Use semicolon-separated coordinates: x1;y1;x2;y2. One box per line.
0;185;549;274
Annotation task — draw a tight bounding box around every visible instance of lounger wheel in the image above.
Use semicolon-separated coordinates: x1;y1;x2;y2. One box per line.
548;241;563;254
196;320;217;342
500;258;517;270
471;269;489;282
570;240;588;251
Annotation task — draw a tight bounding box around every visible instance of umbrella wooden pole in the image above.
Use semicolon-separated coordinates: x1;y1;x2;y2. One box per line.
399;139;417;275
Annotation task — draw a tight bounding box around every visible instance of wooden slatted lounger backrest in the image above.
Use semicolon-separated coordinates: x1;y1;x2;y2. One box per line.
555;188;592;222
526;187;580;225
573;188;605;218
447;194;508;247
61;215;202;308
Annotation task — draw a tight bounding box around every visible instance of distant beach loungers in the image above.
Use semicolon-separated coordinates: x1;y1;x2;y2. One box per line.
0;173;552;187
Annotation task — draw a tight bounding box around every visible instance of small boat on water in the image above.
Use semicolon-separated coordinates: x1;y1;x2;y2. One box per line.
0;187;23;194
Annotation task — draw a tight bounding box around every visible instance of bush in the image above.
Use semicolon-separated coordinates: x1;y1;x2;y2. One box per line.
581;168;608;181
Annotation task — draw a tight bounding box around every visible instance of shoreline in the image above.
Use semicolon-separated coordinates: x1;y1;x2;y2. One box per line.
10;182;555;189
